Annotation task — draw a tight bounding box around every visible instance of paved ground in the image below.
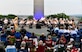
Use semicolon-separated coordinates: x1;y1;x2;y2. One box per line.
23;25;82;36
24;26;49;36
19;18;82;36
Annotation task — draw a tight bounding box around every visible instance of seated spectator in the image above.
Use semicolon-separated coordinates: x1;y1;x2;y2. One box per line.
80;39;82;49
59;19;65;25
80;47;82;52
70;28;77;35
33;20;37;25
59;26;64;33
0;25;2;31
7;35;16;45
54;43;65;52
0;41;5;52
15;37;21;50
65;20;69;29
69;38;74;44
36;40;45;52
58;26;65;38
5;44;17;52
66;38;74;52
0;47;5;52
68;19;73;26
11;28;15;35
64;28;70;33
30;32;37;38
21;41;26;48
33;38;38;47
19;19;25;25
54;38;65;52
58;35;67;45
54;26;59;34
25;20;30;25
64;28;70;42
54;35;66;52
70;28;77;39
45;35;53;48
39;33;46;43
71;46;79;52
66;42;73;52
0;19;4;26
20;26;26;36
6;27;11;35
52;34;57;45
17;48;27;52
23;37;33;49
23;36;28;42
25;38;33;52
3;18;8;25
53;20;58;25
17;41;27;52
74;26;78;32
54;25;59;31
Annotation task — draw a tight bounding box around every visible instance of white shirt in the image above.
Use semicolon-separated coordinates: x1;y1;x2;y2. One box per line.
4;19;8;24
58;29;64;33
5;45;16;51
75;28;78;32
70;30;77;35
54;27;59;31
64;29;70;33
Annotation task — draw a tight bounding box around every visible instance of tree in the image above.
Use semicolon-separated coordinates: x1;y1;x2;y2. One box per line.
79;17;82;21
46;14;57;19
28;15;33;19
0;14;17;19
0;15;3;19
46;15;51;19
57;13;69;19
7;14;17;19
46;13;69;19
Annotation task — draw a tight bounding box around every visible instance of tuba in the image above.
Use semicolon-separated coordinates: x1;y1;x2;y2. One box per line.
12;17;18;29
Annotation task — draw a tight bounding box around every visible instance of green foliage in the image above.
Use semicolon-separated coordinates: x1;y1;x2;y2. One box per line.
28;15;33;19
35;34;41;36
0;15;8;19
0;15;3;19
0;13;69;19
46;13;69;19
7;14;17;19
46;15;51;19
0;14;17;19
79;17;82;21
46;14;57;19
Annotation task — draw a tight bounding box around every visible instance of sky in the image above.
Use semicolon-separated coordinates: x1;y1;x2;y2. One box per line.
0;0;82;15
